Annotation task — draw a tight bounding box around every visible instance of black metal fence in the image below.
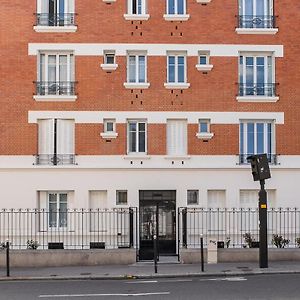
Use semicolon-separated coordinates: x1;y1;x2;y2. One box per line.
0;208;137;250
238;154;278;165
35;81;76;96
178;208;300;249
237;15;276;29
35;13;76;27
238;83;277;97
35;154;76;166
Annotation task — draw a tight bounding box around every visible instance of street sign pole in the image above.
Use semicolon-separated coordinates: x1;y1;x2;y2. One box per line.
259;179;268;268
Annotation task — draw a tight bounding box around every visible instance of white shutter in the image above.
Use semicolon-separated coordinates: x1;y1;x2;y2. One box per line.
39;0;49;13
167;120;187;156
207;190;226;209
240;189;276;208
89;191;108;210
67;0;75;13
38;119;54;155
38;191;48;232
56;119;74;155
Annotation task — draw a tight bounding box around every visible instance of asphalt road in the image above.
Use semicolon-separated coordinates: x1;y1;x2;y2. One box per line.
0;274;299;299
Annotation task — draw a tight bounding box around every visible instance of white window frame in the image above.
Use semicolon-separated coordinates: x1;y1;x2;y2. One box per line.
187;190;199;205
48;192;68;229
116;190;128;205
126;52;147;84
104;119;116;133
196;119;214;140
239;0;273;17
104;51;116;65
167;52;187;84
239;120;275;162
199;119;210;134
166;0;187;15
127;0;147;15
127;120;147;154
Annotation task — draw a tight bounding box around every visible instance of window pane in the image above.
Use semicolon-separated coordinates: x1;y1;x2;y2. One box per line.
132;0;137;14
199;56;207;65
247;123;255;154
246;57;254;95
106;122;114;132
256;123;264;154
128;56;136;83
40;54;45;81
59;193;67;228
257;57;265;95
138;0;142;14
200;122;208;133
245;0;253;15
168;56;175;83
187;190;198;205
178;0;184;14
48;55;56;83
138;56;146;83
106;54;115;64
268;123;272;155
129;123;137;152
59;55;68;82
178;56;185;83
49;193;57;228
168;0;175;14
240;123;244;154
117;191;127;205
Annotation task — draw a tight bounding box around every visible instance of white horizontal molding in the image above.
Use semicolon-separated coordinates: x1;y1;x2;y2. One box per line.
196;0;212;3
235;28;278;35
100;63;118;71
33;95;77;102
103;0;116;2
195;64;214;71
164;83;190;89
28;111;284;124
164;155;191;160
236;96;279;103
123;155;151;160
196;132;214;139
33;26;77;33
163;14;190;21
28;44;284;57
123;14;150;21
123;82;150;89
100;132;118;139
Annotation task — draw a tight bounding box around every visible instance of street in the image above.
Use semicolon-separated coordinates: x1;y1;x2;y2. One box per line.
0;274;299;299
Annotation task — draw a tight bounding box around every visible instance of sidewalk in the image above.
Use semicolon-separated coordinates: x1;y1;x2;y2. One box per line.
1;260;300;281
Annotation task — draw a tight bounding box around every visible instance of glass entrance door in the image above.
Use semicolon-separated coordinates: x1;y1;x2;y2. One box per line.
139;191;176;261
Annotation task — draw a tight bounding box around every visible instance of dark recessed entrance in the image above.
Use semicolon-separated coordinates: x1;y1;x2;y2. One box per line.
139;190;176;261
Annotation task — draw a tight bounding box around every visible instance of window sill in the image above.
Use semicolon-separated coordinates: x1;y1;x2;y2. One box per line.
196;132;214;140
164;155;191;160
103;0;116;2
163;14;190;21
100;63;118;71
33;95;77;102
123;155;151;160
235;28;278;35
123;14;150;21
236;96;279;103
195;64;214;71
164;83;190;89
100;132;118;139
124;82;150;89
196;0;212;3
33;26;77;33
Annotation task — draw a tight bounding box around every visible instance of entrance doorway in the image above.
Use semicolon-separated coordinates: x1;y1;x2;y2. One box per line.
139;191;176;260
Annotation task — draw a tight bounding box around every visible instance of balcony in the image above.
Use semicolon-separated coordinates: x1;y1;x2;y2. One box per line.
237;83;279;102
34;81;77;102
34;13;77;32
238;154;278;165
35;154;76;166
236;15;278;34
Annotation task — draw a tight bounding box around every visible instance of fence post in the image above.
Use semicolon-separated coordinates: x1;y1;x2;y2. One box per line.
6;240;10;277
182;208;187;248
129;208;134;248
200;235;204;272
153;234;158;274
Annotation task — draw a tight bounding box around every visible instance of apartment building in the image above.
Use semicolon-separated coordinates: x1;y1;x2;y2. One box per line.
0;1;299;257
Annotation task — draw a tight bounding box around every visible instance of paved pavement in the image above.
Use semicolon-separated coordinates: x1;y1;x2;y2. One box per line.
1;260;300;281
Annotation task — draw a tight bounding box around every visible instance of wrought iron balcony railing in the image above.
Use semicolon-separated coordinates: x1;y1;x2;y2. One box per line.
238;83;277;97
35;81;76;96
35;154;76;166
237;15;276;29
238;154;278;165
35;13;76;26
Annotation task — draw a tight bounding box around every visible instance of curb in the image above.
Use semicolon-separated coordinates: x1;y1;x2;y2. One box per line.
1;269;300;281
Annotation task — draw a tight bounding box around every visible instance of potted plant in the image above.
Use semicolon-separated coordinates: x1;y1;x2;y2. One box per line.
272;234;290;248
27;239;39;250
243;233;259;248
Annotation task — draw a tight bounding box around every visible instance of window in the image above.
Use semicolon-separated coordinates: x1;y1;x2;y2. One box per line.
240;189;276;208
167;120;187;156
199;55;208;65
207;190;226;209
128;121;146;154
199;119;210;133
48;192;68;228
127;53;146;83
239;121;274;164
104;51;115;65
128;0;147;15
116;190;128;205
238;0;274;28
187;190;199;205
167;0;186;15
38;119;75;165
239;54;274;97
104;119;116;133
37;0;75;26
38;52;75;96
167;54;186;84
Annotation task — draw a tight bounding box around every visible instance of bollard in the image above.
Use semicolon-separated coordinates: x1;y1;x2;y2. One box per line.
6;240;10;277
153;235;158;274
200;235;204;272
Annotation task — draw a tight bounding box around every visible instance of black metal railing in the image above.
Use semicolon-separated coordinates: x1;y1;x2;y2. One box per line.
178;208;300;249
35;154;76;166
237;15;276;29
238;83;277;97
238;154;278;165
35;13;76;27
35;81;76;96
0;208;137;250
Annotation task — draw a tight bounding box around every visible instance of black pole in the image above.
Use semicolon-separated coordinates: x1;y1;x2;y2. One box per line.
259;180;268;268
6;241;10;277
153;235;158;273
200;236;204;272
